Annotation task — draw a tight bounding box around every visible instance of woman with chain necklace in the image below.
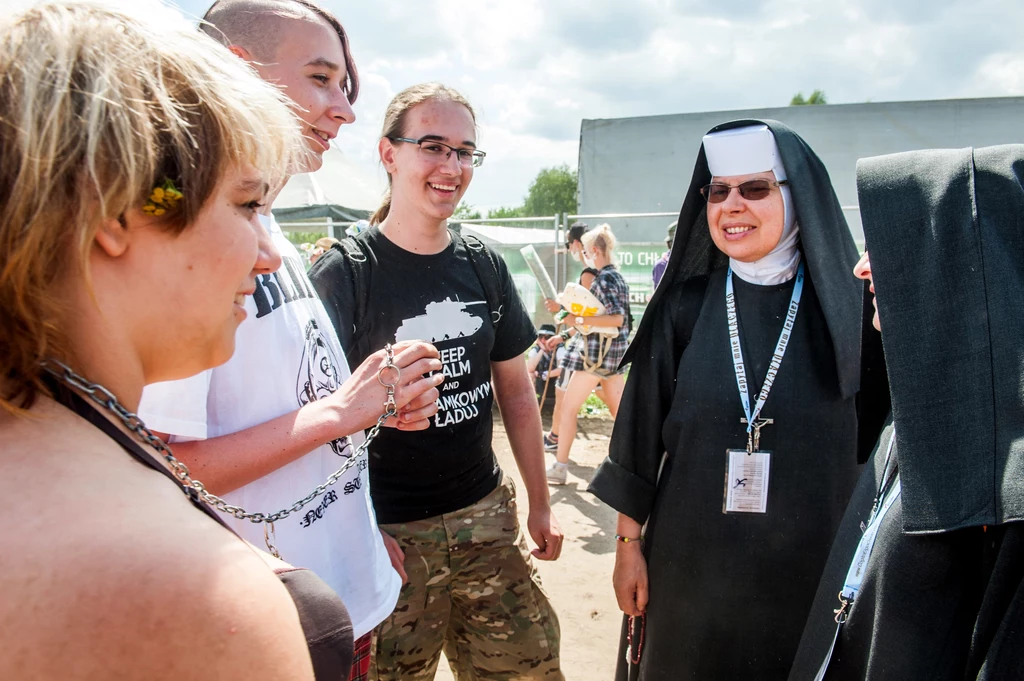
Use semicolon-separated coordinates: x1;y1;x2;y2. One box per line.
0;3;438;680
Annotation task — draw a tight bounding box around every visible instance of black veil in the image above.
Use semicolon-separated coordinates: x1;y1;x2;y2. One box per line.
626;119;864;399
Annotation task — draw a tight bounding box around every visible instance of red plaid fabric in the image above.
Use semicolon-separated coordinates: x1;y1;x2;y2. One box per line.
348;632;372;681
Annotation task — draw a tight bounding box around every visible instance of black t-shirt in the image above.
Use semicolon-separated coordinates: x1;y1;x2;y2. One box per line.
310;227;535;524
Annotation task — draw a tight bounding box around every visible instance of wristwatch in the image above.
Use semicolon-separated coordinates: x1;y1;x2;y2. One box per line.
559;330;570;341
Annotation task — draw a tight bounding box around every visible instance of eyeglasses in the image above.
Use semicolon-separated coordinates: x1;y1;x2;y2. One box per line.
389;137;486;168
700;179;787;203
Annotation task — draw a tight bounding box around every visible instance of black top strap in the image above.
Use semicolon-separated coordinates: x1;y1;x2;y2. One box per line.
48;381;231;530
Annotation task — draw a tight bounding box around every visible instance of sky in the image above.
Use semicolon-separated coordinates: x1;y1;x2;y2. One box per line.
11;0;1024;213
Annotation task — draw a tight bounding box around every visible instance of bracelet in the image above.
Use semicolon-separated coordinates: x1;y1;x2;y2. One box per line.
615;534;642;543
559;330;570;341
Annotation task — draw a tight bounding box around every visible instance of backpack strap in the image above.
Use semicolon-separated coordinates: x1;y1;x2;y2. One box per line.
331;232;375;367
325;228;506;366
451;229;504;330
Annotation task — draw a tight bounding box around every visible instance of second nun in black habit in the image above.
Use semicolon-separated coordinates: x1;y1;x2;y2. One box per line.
788;145;1024;681
588;121;889;680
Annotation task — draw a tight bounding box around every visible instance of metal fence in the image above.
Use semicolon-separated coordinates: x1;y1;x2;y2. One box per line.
278;207;862;329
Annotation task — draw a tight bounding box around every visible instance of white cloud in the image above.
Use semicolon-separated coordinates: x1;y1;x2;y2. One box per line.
141;0;1024;209
971;53;1024;96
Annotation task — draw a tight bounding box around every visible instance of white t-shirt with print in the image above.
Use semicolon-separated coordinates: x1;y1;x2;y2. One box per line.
138;215;399;638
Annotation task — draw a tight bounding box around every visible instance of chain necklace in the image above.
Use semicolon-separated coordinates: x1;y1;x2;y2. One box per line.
43;345;402;558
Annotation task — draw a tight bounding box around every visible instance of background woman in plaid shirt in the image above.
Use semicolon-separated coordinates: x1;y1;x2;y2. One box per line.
547;224;631;485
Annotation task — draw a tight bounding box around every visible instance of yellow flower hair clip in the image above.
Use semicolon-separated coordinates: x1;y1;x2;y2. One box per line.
142;178;183;216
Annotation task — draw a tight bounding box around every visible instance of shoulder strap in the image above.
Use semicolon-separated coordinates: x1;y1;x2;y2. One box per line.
452;229;504;329
333;232;375;367
47;381;232;530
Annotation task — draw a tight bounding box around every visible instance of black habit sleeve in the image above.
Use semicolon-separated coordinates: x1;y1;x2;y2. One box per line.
588;276;708;524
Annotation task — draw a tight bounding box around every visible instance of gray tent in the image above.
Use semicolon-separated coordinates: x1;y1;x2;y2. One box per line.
272;146;385;223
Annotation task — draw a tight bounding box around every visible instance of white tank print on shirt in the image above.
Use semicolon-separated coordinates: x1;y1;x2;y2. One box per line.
394;297;487;343
393;298;492;429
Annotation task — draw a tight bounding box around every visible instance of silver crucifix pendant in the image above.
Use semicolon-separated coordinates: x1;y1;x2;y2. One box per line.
741;418;774;453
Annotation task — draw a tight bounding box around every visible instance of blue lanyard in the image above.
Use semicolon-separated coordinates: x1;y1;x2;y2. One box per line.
815;431;900;681
726;261;804;451
841;432;899;603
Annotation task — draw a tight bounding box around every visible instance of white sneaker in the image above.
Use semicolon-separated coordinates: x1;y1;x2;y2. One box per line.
546;461;568;485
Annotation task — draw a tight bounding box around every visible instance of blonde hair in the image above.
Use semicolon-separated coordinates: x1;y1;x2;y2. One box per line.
370;82;476;225
314;236;339;251
0;0;306;412
582;223;619;265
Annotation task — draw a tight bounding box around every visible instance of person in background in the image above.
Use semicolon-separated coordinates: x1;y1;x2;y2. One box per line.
543;265;601;452
651;221;675;288
547;224;631;485
138;4;443;680
310;235;339;265
310;82;564;681
527;324;566;398
542;221;591;338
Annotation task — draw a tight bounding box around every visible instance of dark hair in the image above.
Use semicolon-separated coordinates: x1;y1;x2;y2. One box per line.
566;221;589;247
201;0;359;104
581;267;600;278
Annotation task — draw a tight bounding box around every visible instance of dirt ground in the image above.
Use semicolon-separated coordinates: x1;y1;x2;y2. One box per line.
433;407;622;681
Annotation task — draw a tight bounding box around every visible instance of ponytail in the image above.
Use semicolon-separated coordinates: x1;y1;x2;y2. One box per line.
370;188;391;226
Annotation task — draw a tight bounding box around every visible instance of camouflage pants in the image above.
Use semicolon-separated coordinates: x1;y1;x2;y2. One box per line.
371;475;563;681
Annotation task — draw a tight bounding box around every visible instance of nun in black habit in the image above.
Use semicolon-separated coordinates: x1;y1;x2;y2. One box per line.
588;120;889;680
788;146;1024;680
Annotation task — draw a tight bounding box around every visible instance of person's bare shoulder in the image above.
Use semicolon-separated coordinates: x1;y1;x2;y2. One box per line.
0;406;314;681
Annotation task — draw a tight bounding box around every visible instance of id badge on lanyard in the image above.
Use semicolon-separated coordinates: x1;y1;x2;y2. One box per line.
722;262;804;515
723;449;771;513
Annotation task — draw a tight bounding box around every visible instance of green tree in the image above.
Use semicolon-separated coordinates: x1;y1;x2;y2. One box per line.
285;230;327;247
790;89;828;106
522;164;578;217
453;202;481;220
484;204;526;227
487;205;525;219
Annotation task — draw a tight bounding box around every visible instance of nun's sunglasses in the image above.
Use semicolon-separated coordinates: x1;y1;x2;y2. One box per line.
700;179;787;203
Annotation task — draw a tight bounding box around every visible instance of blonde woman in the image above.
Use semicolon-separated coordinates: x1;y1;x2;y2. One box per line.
547;223;631;485
0;3;435;679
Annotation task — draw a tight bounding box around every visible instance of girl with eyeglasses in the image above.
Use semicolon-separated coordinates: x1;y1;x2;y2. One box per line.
588;121;890;680
310;82;565;680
